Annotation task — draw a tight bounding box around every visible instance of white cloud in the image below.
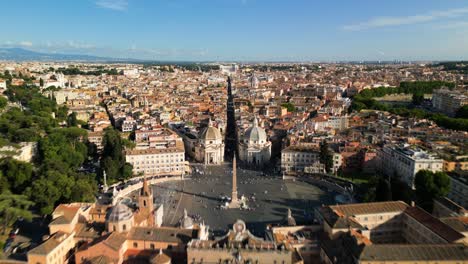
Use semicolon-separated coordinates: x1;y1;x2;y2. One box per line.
343;7;468;31
95;0;128;11
435;21;468;29
19;41;33;47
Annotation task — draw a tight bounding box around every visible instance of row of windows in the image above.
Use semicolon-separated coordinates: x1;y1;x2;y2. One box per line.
135;167;181;173
131;159;184;164
128;153;184;159
283;159;319;163
282;153;318;158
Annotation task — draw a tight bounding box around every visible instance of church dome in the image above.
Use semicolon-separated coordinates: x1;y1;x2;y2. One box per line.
243;116;267;143
200;119;222;141
108;203;133;222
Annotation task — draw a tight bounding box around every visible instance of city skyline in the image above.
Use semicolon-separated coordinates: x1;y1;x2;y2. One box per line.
1;0;468;61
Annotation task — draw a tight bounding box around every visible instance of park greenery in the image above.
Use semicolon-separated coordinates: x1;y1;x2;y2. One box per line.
435;61;468;74
0;83;99;225
179;64;220;72
456;105;468;119
100;127;133;184
350;81;468;131
55;67;121;76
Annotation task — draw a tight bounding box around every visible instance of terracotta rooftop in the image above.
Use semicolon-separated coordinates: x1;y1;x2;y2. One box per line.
360;244;468;261
330;201;409;216
28;231;70;255
128;227;197;244
404;206;465;243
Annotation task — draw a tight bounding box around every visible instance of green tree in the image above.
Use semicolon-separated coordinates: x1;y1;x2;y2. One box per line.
319;141;333;173
414;170;450;211
411;92;424;105
375;177;392;201
281;102;296;112
101;128;133;183
67;112;78;127
0;97;7;109
455;105;468;119
391;177;413;203
0;158;33;194
29;178;61;215
0;192;33;234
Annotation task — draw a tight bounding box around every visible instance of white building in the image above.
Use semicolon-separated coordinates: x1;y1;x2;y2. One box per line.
220;64;239;75
0;142;37;163
123;69;140;78
120;116;136;133
44;72;66;88
379;145;443;188
126;128;188;177
126;147;187;177
239;116;271;167
195;119;224;164
432;88;468;116
281;145;324;175
310;115;349;132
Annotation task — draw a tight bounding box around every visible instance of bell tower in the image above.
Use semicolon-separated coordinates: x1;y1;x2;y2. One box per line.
139;176;154;226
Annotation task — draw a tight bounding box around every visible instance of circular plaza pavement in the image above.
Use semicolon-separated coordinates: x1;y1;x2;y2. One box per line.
152;163;337;237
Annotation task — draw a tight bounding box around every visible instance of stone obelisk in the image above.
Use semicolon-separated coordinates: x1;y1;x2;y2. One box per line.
229;156;240;208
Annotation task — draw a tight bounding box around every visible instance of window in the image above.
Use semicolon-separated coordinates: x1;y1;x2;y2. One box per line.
133;242;138;248
150;243;155;250
123;224;126;231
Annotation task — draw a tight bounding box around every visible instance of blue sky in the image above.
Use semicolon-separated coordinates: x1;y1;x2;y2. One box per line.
1;0;468;61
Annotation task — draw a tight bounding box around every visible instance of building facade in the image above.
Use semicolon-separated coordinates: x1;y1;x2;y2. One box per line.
379;144;443;188
239;116;271;167
195;119;225;164
281;145;324;175
432;88;468;116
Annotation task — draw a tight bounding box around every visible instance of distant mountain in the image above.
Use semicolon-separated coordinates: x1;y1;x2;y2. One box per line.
0;47;137;62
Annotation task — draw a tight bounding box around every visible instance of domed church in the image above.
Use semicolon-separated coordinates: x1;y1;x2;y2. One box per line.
195;119;225;164
239;116;271;167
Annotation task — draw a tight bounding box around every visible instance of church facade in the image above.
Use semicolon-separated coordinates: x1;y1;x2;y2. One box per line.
195;119;225;164
239;116;271;167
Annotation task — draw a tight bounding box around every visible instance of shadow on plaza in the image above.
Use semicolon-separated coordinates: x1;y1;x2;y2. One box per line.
263;195;333;219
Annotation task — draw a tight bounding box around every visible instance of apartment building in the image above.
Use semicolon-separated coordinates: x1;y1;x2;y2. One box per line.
87;131;104;152
126;128;188;177
379;145;443;188
281;145;324;175
125;146;186;177
432;88;468;116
